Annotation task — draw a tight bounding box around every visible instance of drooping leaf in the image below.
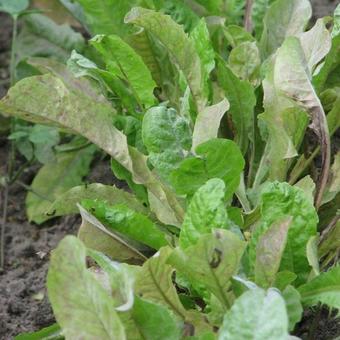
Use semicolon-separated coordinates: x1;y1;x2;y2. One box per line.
46;183;147;218
90;34;156;108
179;179;229;249
26;145;95;224
274;37;331;208
78;205;147;264
169;229;246;308
81;200;168;250
217;61;256;155
47;236;126;339
250;182;318;285
299;18;332;73
260;0;312;57
134;247;188;320
192;99;229;150
16;13;85;64
218;288;289;340
282;285;303;331
170;138;244;198
87;249;135;312
125;7;206;111
298;266;340;311
255;217;291;288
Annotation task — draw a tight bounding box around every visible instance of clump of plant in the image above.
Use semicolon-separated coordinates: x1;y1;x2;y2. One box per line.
0;0;339;339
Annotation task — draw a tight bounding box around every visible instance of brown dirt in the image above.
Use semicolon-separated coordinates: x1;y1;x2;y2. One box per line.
0;2;339;339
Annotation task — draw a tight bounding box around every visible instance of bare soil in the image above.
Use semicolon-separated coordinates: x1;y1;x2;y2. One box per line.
0;2;339;339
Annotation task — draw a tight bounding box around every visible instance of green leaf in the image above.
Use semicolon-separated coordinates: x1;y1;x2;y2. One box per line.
322;151;340;204
298;266;340;310
192;99;229;150
223;25;255;48
90;34;156;108
218;288;289;340
81;200;168;250
190;18;215;96
46;183;148;218
0;0;28;17
251;0;275;39
260;0;311;57
78;205;147;264
313;34;340;93
125;7;206;111
228;42;261;85
217;61;256;155
179;179;228;249
16;14;85;64
134;247;188;319
47;236;126;339
250;182;318;285
26;145;95;224
306;235;320;277
15;323;62;340
169;229;246;308
332;4;340;37
170;138;244;198
274;271;297;291
255;217;291;288
282;285;303;331
75;0;138;37
129;296;182;340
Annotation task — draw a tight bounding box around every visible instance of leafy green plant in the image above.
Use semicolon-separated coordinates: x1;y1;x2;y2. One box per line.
0;0;339;338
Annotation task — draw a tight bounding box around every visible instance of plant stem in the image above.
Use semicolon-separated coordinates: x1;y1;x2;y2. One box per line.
0;185;9;270
244;0;253;32
9;16;18;87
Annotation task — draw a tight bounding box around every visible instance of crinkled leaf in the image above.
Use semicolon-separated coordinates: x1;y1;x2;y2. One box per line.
142;106;191;153
250;182;318;285
260;0;311;57
217;61;256;155
46;183;147;218
218;288;289;340
125;7;206;111
171;138;244;198
90;34;156;108
169;229;246;308
81;200;168;250
47;236;126;339
255;217;291;288
282;285;303;331
26;145;95;224
78;205;147;264
298;266;340;311
192;99;229;150
179;179;228;249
